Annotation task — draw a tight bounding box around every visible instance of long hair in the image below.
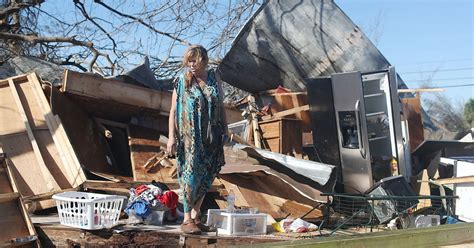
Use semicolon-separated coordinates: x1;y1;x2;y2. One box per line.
182;45;209;90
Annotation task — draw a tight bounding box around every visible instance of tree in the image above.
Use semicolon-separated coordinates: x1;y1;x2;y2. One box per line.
465;98;474;127
422;92;468;132
418;70;469;137
0;0;262;78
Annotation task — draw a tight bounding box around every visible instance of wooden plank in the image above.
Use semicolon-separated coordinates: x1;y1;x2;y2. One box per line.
219;174;320;219
259;121;280;139
260;92;307;97
401;97;424;151
1;75;84;210
261;105;309;121
22;186;81;202
0;192;20;203
228;132;254;147
16;75;79;188
17;76;73;188
0;156;38;246
217;178;250;207
127;124;173;182
260;223;474;248
398;88;445;93
248;95;262;148
263;138;280;153
0;198;31;243
62;69;172;112
82;180;222;192
7;78;58;192
28;73;86;186
434;176;474;185
0;160;14;194
291;94;302;120
3;158;19;194
1;135;49;197
280;118;303;156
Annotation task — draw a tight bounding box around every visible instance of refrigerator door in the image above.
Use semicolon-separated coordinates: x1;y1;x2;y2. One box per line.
362;71;395;182
388;67;412;180
361;68;411;182
332;72;372;193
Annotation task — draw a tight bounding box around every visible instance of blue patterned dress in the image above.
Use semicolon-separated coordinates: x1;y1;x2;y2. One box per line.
174;69;225;212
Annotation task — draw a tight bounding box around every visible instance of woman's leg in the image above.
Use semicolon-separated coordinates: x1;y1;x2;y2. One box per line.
191;196;205;220
184;211;192;223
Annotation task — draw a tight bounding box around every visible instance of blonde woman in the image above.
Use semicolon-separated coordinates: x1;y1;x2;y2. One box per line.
167;45;227;234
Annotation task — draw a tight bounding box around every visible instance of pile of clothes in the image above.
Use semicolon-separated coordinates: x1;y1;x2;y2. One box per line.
125;181;179;222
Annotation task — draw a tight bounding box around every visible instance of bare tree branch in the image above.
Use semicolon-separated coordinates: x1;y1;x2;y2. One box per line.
93;0;191;46
0;31;114;73
0;31;93;47
74;0;117;53
0;2;40;19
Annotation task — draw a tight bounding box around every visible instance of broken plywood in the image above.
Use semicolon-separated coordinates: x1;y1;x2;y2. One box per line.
0;73;86;209
401;97;425;151
128;124;176;183
48;83;111;175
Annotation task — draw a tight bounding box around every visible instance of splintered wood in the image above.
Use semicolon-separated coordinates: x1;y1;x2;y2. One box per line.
128;124;177;183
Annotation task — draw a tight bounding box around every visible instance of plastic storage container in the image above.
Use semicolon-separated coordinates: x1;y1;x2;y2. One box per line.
144;209;165;226
53;191;126;230
207;209;267;235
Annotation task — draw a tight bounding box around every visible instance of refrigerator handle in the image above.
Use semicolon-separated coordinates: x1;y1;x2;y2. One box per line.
355;100;366;159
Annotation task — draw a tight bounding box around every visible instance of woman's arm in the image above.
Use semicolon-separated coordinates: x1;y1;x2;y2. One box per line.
167;88;178;155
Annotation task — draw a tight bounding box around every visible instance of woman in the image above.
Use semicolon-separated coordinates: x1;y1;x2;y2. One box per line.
167;45;227;234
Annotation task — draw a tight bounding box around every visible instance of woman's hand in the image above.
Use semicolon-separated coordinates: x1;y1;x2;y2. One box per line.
167;136;176;157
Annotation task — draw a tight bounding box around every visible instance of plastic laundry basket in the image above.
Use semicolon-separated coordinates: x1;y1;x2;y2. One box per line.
52;191;126;230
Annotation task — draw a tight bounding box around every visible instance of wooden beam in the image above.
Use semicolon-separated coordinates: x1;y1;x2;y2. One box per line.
0;192;20;203
22;186;81;202
0;75;28;86
27;73;86;186
398;88;445;93
261;104;309;121
62;69;172;112
7;78;59;192
4;157;19;196
248;95;261;148
433;176;474;185
82;180;223;192
229;132;255;147
260;91;307;97
258;222;474;248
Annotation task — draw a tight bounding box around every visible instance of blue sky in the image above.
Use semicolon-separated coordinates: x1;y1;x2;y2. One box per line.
336;0;473;105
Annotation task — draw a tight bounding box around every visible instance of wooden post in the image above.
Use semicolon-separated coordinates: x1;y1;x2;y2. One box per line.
248;94;261;148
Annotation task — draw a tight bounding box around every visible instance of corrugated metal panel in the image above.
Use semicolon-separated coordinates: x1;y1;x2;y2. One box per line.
219;0;393;93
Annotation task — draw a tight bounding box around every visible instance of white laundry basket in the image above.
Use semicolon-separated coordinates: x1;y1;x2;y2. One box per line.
53;191;126;230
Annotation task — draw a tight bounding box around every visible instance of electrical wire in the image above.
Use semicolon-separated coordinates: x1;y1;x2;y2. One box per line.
433;83;474;89
396;58;473;66
405;77;474;82
400;67;474;74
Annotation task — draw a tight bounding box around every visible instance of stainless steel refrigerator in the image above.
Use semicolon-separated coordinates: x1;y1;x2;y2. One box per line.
307;67;411;193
